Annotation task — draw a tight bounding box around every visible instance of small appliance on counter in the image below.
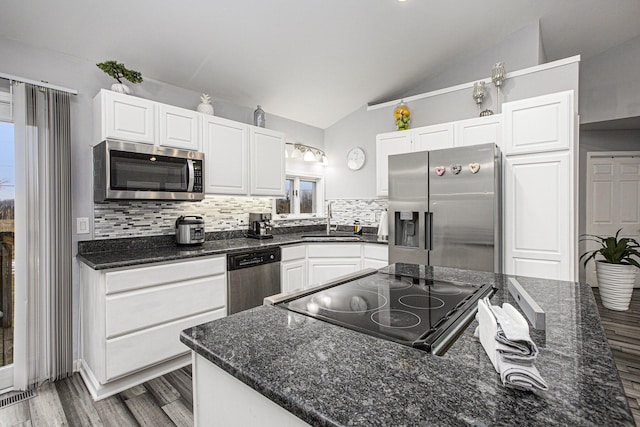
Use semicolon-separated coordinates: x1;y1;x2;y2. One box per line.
175;215;205;245
248;213;273;239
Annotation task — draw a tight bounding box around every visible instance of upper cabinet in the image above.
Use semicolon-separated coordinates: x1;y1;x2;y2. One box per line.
454;115;502;149
94;89;199;150
412;123;454;152
94;89;156;144
158;104;200;151
376;131;412;197
502;91;573;155
249;126;286;196
202;116;249;195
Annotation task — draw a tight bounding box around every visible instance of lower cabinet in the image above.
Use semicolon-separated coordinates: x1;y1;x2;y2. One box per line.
362;243;389;269
79;255;227;400
281;245;307;294
307;244;362;287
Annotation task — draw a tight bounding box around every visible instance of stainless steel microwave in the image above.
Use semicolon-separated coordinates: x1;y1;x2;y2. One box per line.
93;140;204;202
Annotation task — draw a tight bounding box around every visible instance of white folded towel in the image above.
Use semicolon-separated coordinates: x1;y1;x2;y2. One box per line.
498;356;549;391
475;297;548;392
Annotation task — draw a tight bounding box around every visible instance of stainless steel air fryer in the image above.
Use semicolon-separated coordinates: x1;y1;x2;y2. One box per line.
175;215;205;245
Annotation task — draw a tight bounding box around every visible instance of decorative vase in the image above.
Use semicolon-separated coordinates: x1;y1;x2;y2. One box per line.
111;83;130;95
197;93;214;115
254;105;266;127
595;262;637;311
393;100;410;131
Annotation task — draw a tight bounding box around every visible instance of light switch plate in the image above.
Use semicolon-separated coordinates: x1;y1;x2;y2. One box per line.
77;217;90;235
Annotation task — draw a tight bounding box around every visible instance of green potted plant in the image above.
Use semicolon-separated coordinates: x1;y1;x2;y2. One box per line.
580;228;640;311
96;61;143;95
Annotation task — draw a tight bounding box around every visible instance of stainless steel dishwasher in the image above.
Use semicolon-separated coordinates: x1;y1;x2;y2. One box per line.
227;247;281;315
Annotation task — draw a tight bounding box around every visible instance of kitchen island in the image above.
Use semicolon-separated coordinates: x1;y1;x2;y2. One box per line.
180;265;634;426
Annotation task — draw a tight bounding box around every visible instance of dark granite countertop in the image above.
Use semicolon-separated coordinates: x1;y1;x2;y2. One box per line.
180;266;634;426
76;232;386;270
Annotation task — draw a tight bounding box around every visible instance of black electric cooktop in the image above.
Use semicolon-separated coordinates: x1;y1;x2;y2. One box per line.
279;267;494;355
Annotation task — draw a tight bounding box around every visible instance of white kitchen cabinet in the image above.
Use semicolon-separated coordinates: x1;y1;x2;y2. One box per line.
362;243;388;269
307;244;362;286
79;255;227;400
249;126;286;196
503;151;574;281
202;115;249;195
281;245;307;294
94;89;156;144
158;104;200;150
376;131;412;197
502;91;573;156
411;123;454;152
454;115;502;149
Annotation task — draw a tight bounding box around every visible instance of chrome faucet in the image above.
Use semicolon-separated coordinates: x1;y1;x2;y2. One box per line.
326;201;333;235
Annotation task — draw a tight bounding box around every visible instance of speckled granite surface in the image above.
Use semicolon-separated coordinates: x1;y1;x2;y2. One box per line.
180;266;634;427
76;231;385;270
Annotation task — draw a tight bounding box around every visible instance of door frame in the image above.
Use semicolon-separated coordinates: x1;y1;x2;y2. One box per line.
585;151;640;288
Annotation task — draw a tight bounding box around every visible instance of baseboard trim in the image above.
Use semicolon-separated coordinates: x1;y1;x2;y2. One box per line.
78;355;192;401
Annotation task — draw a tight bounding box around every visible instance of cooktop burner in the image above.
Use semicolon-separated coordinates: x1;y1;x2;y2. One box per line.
279;268;494;354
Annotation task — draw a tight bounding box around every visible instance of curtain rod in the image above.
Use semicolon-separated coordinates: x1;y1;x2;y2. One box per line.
0;72;78;95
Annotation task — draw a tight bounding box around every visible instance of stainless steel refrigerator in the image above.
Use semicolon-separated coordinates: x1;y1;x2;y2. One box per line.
388;143;501;273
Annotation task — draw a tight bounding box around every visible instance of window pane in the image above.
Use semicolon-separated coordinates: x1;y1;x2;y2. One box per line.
276;179;293;214
299;180;315;214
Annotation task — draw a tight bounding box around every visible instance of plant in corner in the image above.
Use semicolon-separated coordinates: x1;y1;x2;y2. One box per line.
96;60;143;95
580;229;640;311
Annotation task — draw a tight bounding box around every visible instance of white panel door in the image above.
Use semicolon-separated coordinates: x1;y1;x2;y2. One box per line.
586;154;640;288
411;123;454;152
281;259;307;294
454;115;502;150
103;91;156;144
502;91;573;155
202;116;248;195
504;151;574;281
375;132;412;197
158;104;200;150
249;127;285;196
307;259;361;287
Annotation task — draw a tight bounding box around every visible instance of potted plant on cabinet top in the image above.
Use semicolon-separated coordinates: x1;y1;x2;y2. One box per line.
581;229;640;311
96;60;143;95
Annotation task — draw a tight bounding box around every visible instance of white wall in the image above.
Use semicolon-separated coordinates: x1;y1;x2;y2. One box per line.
324;61;580;199
580;34;640;124
0;36;323;361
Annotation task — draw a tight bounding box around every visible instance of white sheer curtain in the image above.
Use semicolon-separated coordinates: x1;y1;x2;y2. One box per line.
13;82;72;389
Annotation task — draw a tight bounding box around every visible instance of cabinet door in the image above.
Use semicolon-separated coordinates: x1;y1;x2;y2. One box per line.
249;127;285;196
281;259;307;294
376;132;412;197
158;104;200;150
202;116;248;195
503;91;573;155
503;151;574;281
454;115;502;149
411;123;454;152
100;90;156;144
362;243;388;270
308;259;361;287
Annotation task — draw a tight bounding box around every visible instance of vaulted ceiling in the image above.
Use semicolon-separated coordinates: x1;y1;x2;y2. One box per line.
2;0;639;128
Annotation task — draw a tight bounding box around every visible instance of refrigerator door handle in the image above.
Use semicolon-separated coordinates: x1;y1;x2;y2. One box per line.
425;212;433;251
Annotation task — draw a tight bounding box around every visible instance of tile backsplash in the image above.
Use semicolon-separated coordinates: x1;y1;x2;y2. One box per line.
93;196;388;239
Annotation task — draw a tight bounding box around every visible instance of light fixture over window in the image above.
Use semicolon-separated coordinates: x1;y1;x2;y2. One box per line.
286;143;328;165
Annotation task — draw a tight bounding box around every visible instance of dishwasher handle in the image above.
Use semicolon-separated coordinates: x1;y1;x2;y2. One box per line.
227;247;281;271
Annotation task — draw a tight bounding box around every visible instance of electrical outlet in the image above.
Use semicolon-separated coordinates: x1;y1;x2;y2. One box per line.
237;218;246;226
369;212;376;223
77;217;90;234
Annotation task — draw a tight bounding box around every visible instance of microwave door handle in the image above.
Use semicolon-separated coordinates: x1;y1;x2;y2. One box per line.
187;159;195;192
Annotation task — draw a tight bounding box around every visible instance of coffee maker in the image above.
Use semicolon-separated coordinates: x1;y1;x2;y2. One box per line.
248;213;273;239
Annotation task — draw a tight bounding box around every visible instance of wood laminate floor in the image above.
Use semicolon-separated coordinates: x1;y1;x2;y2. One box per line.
0;366;194;426
592;288;640;426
